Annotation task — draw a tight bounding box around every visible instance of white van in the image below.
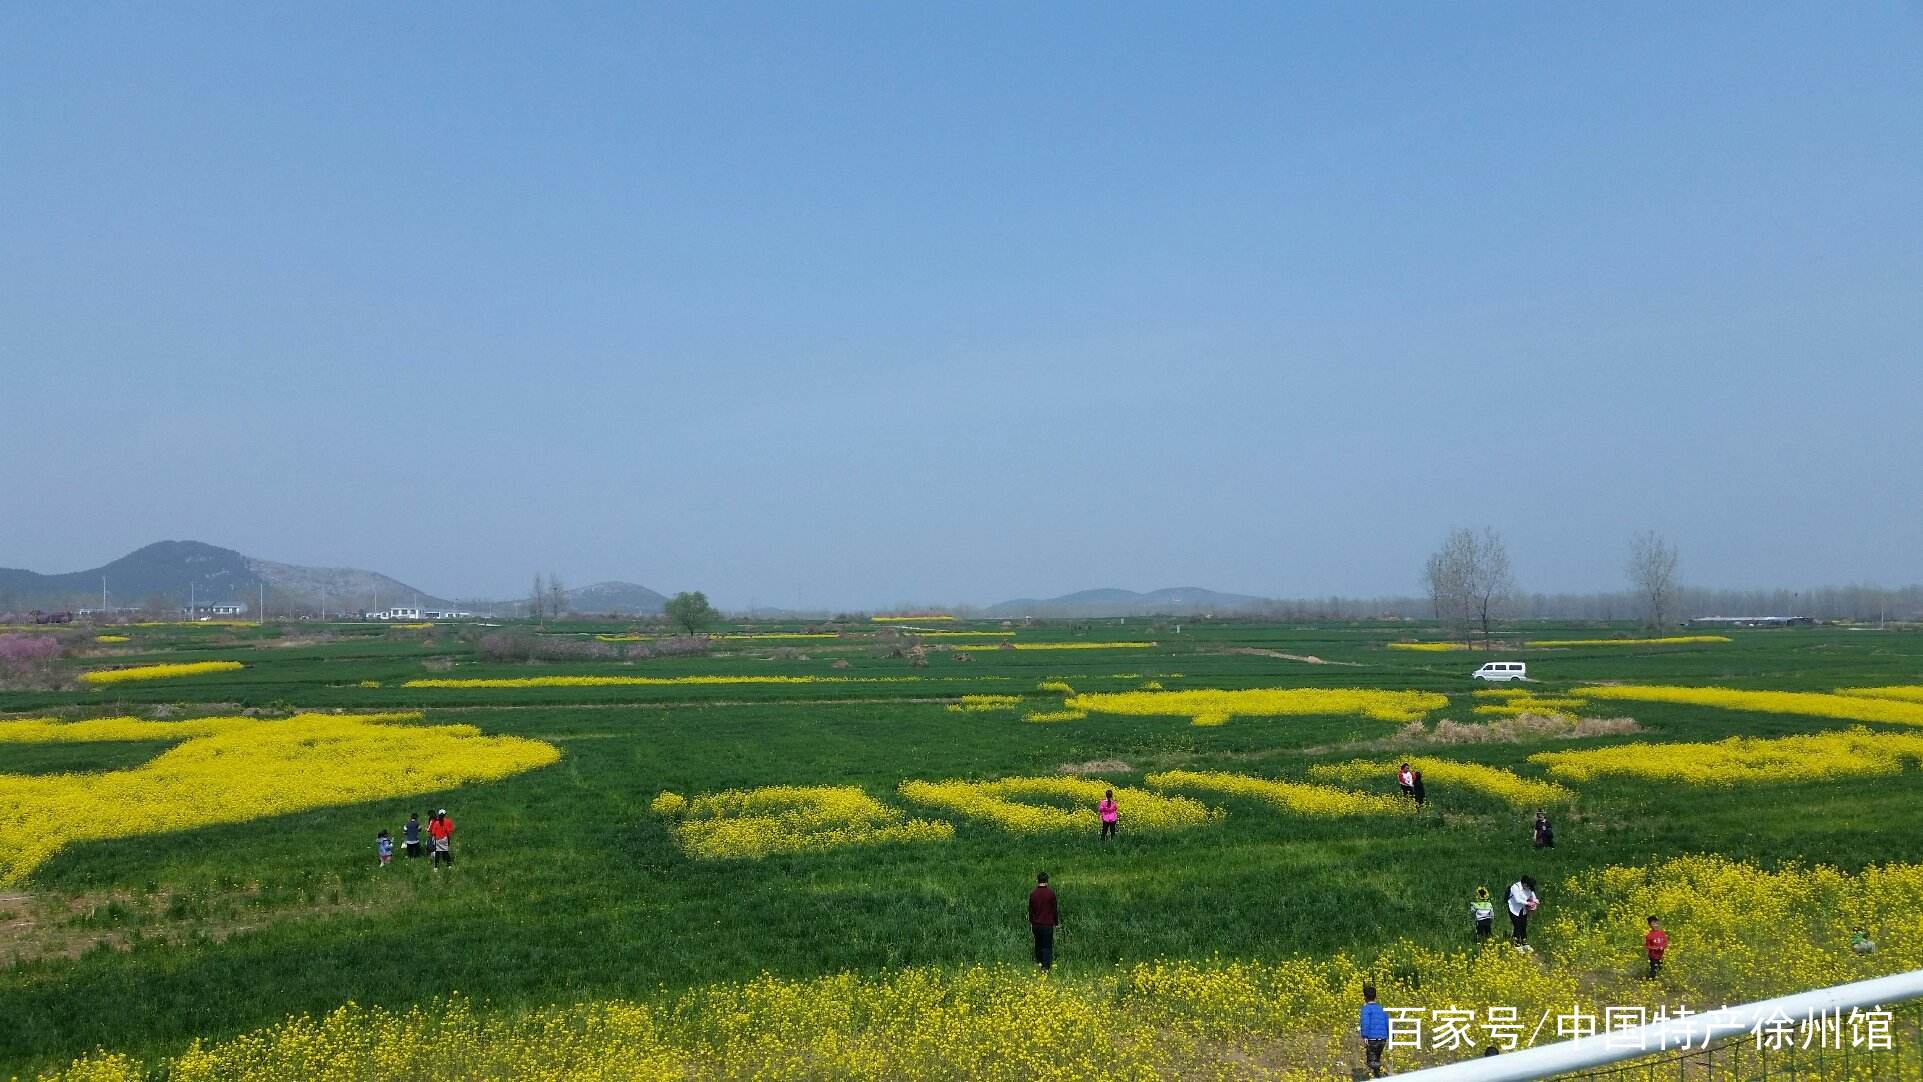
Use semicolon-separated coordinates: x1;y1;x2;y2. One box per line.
1472;661;1528;682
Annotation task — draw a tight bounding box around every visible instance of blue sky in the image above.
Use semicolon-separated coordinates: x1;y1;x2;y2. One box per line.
3;4;1919;607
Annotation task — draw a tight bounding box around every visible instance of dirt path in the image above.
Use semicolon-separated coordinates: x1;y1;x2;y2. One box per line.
1217;647;1363;667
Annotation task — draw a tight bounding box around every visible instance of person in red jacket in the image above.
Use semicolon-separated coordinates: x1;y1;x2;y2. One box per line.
1644;915;1668;979
1028;872;1059;973
428;808;455;869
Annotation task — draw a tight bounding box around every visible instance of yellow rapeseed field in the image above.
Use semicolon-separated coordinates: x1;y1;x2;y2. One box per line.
898;777;1219;834
78;660;245;685
1838;685;1923;704
1146;770;1411;818
1548;854;1923;1001
1066;688;1447;727
1385;642;1467;651
1571;684;1923;727
42;854;1923;1081
1529;726;1923;786
93;634;130;643
1305;758;1572;807
654;785;953;860
1525;635;1731;647
958;642;1157;652
1023;709;1088;723
871;615;955;622
0;713;558;883
404;675;919;689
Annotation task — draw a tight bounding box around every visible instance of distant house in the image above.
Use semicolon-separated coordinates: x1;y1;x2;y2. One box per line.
366;607;470;621
189;603;247;617
1686;615;1814;628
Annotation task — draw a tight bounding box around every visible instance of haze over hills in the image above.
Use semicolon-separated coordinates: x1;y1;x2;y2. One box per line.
985;586;1272;618
0;541;670;616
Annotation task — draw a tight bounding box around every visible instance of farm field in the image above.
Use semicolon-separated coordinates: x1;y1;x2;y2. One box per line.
3;619;1923;1079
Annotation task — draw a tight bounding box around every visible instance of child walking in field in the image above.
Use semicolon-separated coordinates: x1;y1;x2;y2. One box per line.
1471;886;1495;941
1532;809;1555;849
1098;790;1119;840
1644;916;1668;978
1358;983;1391;1078
376;829;393;866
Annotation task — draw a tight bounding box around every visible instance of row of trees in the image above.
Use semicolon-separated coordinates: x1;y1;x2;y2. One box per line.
1424;528;1683;644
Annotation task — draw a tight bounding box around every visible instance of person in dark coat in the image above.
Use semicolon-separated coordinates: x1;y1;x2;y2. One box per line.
1028;872;1059;973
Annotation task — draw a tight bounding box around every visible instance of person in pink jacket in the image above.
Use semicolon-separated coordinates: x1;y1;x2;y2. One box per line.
1098;790;1119;841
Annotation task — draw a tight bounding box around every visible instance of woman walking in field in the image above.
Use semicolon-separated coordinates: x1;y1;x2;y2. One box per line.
1532;809;1555;849
1507;875;1539;951
428;808;455;868
1397;763;1415;799
1098;790;1119;841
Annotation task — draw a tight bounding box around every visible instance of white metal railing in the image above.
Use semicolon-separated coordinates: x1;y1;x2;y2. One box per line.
1392;968;1923;1081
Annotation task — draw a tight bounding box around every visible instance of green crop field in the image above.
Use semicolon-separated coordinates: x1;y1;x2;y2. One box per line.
2;618;1921;1079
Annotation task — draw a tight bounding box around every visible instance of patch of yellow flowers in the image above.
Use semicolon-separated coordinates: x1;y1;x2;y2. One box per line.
1385;642;1468;651
959;641;1157;651
1024;709;1088;724
1471;696;1587;716
1066;688;1447;727
1307;758;1571;807
871;615;955;622
403;675;919;689
0;713;558;884
1146;770;1411;818
45;855;1923;1080
1530;726;1923;786
1572;685;1923;727
652;785;953;860
93;634;130;643
947;695;1022;713
899;777;1219;835
78;660;245;685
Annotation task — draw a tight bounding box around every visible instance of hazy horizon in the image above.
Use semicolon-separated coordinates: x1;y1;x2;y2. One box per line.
5;6;1920;609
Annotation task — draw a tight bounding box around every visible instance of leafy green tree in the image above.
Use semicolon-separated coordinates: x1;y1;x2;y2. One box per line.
665;591;718;636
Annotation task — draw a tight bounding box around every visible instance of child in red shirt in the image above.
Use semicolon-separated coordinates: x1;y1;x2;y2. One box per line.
1644;915;1668;979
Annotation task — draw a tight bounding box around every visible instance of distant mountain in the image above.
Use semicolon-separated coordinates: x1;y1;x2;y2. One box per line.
0;540;456;614
563;581;669;615
986;586;1273;618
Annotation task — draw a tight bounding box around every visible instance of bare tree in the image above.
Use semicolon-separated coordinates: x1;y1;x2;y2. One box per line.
1626;530;1681;630
1423;546;1472;642
546;573;568;618
529;574;546;620
1467;527;1515;646
1424;527;1515;646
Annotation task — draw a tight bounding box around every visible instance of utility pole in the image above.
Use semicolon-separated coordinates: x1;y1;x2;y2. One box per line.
189;581;196;618
259;580;266;623
102;575;108;612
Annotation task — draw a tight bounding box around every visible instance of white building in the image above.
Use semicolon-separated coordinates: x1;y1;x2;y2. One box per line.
190;603;248;617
